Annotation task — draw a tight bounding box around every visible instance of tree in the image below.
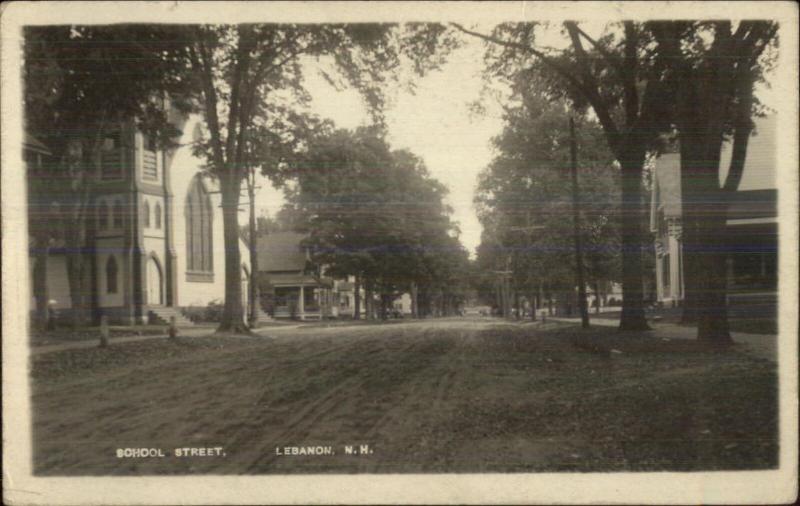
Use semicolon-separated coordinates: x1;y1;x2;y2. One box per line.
474;92;620;320
179;24;456;333
24;26;191;326
649;21;778;343
285;127;466;320
455;21;673;330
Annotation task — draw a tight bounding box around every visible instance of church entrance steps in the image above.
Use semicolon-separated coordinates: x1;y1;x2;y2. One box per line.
249;307;274;327
148;306;194;327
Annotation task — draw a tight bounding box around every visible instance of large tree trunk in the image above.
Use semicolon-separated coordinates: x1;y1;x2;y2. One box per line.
380;292;390;320
593;281;601;314
364;278;374;320
679;137;704;324
353;274;361;320
694;201;732;344
680;139;733;345
247;179;259;327
410;282;418;318
617;156;651;331
528;290;537;321
66;252;88;328
217;175;249;334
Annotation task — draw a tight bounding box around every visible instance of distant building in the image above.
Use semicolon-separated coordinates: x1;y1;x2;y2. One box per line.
256;231;334;320
649;115;777;307
27;110;251;325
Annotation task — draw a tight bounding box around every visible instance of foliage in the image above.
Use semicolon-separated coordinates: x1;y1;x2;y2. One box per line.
24;25;194;325
180;300;224;323
174;23;459;331
474;92;620;310
283;127;469;317
457;20;676;329
646;21;779;342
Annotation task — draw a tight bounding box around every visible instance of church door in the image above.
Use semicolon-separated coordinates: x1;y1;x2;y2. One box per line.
146;257;163;306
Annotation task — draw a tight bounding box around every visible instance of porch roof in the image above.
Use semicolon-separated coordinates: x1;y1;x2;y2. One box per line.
267;272;333;288
257;231;309;272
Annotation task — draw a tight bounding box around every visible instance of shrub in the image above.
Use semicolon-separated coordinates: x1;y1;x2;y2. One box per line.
204;299;224;322
180;300;224;323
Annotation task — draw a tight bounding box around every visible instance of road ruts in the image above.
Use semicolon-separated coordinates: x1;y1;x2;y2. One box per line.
241;324;451;472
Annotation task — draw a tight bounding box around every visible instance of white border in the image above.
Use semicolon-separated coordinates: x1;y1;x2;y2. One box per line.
2;2;798;504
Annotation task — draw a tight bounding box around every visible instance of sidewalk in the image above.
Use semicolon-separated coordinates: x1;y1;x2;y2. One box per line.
29;326;217;355
30;320;330;355
549;316;777;362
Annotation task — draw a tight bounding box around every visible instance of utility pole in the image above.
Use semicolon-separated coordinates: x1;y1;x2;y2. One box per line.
570;116;590;328
245;165;260;328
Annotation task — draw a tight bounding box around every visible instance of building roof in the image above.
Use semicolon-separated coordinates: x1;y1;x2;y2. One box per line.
266;272;333;288
256;231;309;273
653;153;682;217
719;115;776;192
24;132;51;155
652;115;777;220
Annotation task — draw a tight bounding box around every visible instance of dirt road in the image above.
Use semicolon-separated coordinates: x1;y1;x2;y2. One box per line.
31;318;777;475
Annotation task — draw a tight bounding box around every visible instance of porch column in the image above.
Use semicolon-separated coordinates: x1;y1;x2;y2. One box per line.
669;236;681;301
655;252;664;301
298;285;305;320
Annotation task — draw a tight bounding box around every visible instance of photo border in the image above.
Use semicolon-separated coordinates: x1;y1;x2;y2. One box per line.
2;2;797;504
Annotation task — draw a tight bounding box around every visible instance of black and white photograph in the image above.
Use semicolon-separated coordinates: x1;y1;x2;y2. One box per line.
2;1;797;504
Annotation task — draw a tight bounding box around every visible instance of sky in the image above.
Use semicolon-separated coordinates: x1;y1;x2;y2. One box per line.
251;38;502;257
250;23;781;258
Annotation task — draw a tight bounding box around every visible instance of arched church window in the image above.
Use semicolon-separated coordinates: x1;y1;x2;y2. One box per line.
185;177;213;276
143;200;150;228
154;202;162;229
98;201;109;230
106;256;118;294
113;200;123;228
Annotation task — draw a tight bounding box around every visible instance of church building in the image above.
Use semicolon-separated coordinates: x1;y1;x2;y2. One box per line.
28;112;251;325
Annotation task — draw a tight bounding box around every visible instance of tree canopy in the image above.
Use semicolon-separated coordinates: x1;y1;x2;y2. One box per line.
283;126;469;318
474;91;620;316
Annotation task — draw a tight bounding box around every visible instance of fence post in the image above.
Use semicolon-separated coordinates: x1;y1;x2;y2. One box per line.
169;315;177;339
99;315;109;348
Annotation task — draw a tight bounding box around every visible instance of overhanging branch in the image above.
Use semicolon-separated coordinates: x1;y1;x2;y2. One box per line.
452;22;621;154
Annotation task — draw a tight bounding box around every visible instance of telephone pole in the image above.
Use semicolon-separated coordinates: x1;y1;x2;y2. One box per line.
245;165;259;327
570;116;590;328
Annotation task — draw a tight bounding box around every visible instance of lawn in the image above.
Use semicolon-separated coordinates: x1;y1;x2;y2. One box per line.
591;306;778;335
30;319;778;475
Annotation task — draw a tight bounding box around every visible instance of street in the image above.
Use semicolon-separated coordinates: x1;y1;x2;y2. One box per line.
31;318;778;475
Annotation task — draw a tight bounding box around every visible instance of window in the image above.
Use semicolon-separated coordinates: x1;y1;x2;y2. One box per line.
185;177;213;277
143;200;150;228
154;202;162;229
113;200;123;228
106;256;118;294
142;133;158;180
98;201;109;230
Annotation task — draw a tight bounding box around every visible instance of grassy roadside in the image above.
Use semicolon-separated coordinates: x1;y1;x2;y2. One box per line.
31;320;778;475
589;308;777;335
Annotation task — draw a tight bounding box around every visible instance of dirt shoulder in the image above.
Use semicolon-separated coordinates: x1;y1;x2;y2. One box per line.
31;318;777;475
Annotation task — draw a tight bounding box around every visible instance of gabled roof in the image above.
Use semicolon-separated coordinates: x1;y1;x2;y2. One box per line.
256;231;308;273
652;115;777;222
719;115;776;191
653;153;682;218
